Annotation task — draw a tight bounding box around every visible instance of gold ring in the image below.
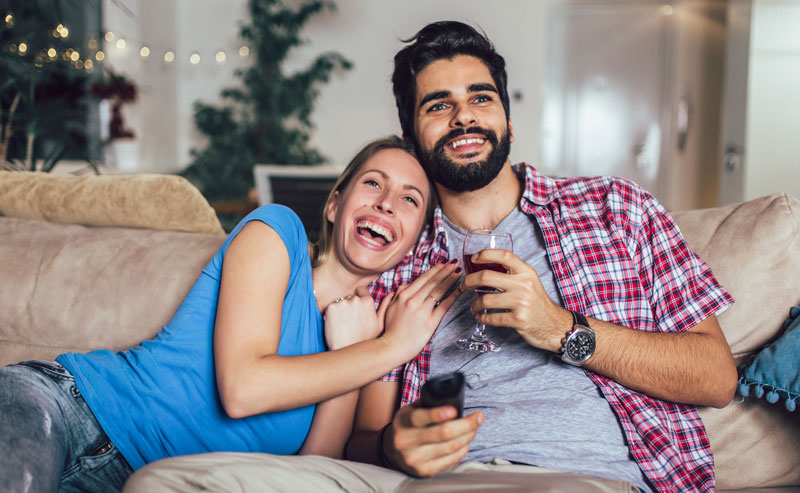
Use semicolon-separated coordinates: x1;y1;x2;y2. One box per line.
334;297;345;303
429;295;440;306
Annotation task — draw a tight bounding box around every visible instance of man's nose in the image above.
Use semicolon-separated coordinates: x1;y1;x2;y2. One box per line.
451;104;477;127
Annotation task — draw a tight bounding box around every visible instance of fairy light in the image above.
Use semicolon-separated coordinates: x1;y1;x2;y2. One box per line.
189;52;200;64
18;42;27;55
104;31;114;41
70;51;80;61
5;13;13;28
47;48;56;58
215;50;226;64
9;43;17;53
140;46;150;58
164;50;174;63
84;59;93;70
116;38;126;49
95;50;105;62
88;38;98;50
239;45;249;57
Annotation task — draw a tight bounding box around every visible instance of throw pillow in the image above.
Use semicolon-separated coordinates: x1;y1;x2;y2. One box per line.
0;171;224;234
737;306;800;411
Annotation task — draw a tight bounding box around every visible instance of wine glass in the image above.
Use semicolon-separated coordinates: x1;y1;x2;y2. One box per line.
457;229;513;352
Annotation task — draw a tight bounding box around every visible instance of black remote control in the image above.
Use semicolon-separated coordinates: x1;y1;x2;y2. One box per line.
418;372;465;418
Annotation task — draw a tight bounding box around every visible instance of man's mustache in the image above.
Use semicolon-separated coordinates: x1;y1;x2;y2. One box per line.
435;127;497;150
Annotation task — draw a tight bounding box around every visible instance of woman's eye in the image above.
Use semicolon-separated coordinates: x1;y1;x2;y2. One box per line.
365;179;380;188
403;196;419;207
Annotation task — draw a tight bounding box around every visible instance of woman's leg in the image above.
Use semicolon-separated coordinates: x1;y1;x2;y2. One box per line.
0;361;133;493
0;361;71;492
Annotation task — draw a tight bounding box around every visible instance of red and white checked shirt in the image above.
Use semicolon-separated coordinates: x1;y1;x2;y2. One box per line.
368;163;733;492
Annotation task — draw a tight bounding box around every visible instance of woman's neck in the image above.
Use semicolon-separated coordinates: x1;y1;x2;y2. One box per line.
310;248;376;313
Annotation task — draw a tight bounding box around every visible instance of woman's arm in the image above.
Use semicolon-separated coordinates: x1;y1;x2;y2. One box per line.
214;221;461;419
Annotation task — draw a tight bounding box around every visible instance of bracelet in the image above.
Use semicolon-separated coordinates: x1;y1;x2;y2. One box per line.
376;422;393;469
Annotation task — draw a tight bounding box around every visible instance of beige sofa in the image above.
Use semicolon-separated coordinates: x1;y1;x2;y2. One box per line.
1;171;798;491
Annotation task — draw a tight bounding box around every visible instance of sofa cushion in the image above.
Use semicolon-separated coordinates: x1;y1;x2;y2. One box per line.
0;217;225;367
672;193;800;490
0;171;224;235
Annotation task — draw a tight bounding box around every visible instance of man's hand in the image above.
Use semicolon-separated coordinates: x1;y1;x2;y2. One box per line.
462;249;570;353
383;403;484;477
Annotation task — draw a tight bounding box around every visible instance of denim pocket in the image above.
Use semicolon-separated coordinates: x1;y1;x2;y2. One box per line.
18;360;74;382
61;443;132;493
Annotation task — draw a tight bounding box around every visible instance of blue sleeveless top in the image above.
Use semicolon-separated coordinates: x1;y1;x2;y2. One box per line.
57;205;324;470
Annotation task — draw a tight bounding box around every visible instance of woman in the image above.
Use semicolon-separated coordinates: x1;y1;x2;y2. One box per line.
0;136;461;492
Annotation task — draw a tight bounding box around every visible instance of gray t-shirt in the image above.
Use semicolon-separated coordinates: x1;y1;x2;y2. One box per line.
432;206;651;491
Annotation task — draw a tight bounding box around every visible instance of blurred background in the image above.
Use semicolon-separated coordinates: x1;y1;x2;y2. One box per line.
2;0;799;231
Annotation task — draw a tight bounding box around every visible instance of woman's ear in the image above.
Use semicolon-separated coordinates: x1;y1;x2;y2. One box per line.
326;191;340;224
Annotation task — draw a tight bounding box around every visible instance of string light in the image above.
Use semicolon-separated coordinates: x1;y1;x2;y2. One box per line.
2;14;249;72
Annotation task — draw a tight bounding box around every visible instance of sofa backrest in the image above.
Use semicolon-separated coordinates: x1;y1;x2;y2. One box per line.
672;192;800;490
0;217;225;367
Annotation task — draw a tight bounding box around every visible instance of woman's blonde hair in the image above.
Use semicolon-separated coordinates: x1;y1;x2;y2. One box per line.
310;136;435;267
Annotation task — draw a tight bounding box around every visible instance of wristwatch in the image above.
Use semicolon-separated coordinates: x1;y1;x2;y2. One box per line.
560;310;596;366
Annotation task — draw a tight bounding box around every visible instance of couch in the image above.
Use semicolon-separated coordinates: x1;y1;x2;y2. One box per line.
1;171;798;491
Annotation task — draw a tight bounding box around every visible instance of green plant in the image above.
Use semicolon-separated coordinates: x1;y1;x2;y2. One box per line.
181;0;352;203
0;0;102;172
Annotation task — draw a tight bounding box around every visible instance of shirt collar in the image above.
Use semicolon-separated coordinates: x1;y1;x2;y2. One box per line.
430;162;559;244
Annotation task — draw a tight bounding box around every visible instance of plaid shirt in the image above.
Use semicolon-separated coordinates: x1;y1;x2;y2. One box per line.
368;163;733;493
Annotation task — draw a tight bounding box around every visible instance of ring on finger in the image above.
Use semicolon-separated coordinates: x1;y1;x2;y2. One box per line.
428;295;440;307
334;297;345;303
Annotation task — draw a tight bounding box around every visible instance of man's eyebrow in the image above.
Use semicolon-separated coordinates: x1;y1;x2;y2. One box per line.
418;90;451;109
469;83;498;94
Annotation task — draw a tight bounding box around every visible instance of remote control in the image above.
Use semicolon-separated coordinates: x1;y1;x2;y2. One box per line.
418;372;465;418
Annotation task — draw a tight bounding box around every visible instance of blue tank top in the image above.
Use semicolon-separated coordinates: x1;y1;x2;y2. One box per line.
57;205;324;470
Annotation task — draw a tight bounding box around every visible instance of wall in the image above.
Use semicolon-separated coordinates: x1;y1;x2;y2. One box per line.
744;0;800;201
101;0;553;173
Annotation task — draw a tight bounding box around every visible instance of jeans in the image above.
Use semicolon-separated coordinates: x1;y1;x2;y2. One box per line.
0;360;133;493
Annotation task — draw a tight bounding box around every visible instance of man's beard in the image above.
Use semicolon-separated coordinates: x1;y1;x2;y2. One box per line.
418;126;511;193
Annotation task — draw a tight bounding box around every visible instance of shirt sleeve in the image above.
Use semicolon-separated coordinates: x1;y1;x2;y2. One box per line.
632;189;734;333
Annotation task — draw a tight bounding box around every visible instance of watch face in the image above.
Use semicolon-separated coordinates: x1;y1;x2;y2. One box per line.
566;330;595;361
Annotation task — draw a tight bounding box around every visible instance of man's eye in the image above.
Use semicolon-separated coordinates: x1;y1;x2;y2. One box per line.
474;94;491;103
427;103;446;112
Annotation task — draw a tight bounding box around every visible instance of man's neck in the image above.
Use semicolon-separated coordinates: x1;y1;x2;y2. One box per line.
437;163;523;230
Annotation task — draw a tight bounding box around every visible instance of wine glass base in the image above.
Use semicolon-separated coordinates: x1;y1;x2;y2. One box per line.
456;337;500;352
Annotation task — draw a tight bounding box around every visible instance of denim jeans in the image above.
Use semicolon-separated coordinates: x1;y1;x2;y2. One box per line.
0;360;133;493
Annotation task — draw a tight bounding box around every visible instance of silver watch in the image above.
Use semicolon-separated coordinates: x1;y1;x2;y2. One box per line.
560;311;595;366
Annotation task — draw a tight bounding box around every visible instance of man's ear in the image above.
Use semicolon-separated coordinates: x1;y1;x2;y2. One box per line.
326;191;340;223
508;120;514;143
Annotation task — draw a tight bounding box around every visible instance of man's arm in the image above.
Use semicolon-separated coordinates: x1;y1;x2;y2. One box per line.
464;249;737;408
346;380;483;477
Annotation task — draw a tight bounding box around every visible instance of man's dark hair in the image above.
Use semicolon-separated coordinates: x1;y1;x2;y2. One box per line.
392;21;511;139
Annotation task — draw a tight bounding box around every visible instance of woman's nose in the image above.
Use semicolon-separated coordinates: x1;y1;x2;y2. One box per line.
373;193;394;215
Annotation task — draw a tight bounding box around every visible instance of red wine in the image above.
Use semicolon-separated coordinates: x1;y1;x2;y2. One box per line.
463;254;509;293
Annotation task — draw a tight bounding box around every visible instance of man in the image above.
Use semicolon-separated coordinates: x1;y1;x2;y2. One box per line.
124;21;736;493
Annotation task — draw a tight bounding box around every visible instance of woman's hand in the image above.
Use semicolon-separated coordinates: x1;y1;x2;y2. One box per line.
324;286;389;350
382;260;463;362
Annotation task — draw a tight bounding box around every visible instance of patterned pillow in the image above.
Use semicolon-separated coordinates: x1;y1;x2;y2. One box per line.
737;306;800;411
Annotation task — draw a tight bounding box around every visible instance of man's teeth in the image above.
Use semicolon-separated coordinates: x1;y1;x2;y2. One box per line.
450;137;485;149
356;220;394;243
